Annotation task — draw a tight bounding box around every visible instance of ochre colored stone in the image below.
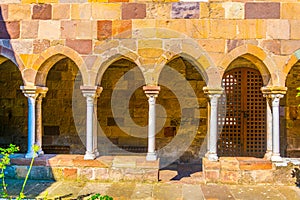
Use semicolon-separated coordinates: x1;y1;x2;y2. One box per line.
8;4;31;21
198;39;225;53
245;2;280;19
112;20;132;38
220;170;240;184
122;3;146;20
21;21;38;39
281;40;300;55
209;20;236;39
92;3;121;20
53;4;70;20
209;3;225;19
260;40;280;55
204;170;219;183
33;39;50;54
199;3;209;19
186;19;209;39
63;168;78;180
97;20;112;40
290;20;300;40
66;39;92;54
282;3;300;20
146;3;171;19
71;3;91;20
109;0;128;2
220;157;239;171
0;21;20;39
32;4;52;20
76;21;93;39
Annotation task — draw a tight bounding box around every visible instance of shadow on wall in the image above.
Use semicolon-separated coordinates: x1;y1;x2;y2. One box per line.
0;6;28;152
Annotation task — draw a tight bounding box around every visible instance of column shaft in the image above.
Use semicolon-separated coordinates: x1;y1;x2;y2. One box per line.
271;94;283;162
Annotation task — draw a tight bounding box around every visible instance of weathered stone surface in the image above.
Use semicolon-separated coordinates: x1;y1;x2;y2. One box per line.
209;3;225;19
112;20;132;38
171;2;199;19
11;40;33;54
122;3;146;20
0;21;20;39
281;40;300;55
33;39;50;54
32;4;52;20
97;20;112;40
245;2;280;19
38;20;60;39
53;4;70;19
92;3;121;20
260;40;280;55
76;20;93;39
146;3;171;19
223;2;244;19
290;20;300;40
220;170;240;184
61;20;77;39
63;168;78;180
8;4;31;20
66;39;92;54
71;3;91;20
282;3;300;20
266;19;289;40
220;157;239;171
21;21;38;39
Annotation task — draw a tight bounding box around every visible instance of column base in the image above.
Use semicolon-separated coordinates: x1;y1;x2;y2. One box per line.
38;150;44;155
146;152;157;161
205;152;218;161
25;151;38;159
94;149;100;157
264;151;272;160
271;154;283;162
84;151;96;160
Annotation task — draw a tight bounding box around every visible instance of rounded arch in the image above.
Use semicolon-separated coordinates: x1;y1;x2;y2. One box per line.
33;46;88;86
219;44;274;86
93;53;143;86
283;49;300;84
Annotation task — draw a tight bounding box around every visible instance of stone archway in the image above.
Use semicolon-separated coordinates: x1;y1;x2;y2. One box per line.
0;59;27;152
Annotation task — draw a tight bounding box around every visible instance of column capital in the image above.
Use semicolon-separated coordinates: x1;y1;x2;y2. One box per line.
261;86;287;98
20;85;38;99
80;86;103;98
143;85;160;98
203;87;224;95
36;86;48;98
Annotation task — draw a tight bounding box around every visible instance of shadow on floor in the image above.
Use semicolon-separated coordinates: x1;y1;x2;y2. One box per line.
159;162;202;181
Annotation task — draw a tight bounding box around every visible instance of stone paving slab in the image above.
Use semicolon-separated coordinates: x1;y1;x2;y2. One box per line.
1;179;300;200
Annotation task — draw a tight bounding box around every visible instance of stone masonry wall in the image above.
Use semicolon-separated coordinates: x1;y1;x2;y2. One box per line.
0;0;300;158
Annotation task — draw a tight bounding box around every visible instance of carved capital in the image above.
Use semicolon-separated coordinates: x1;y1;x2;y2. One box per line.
143;85;160;98
80;86;103;99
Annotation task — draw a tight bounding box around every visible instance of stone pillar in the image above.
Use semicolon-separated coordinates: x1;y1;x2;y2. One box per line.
262;86;286;162
81;86;102;160
143;85;160;161
35;87;48;155
21;86;39;158
204;87;223;161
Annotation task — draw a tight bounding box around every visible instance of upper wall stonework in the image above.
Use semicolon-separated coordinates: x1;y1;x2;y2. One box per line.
0;1;299;86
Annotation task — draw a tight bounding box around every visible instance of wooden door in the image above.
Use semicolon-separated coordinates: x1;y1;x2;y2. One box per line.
217;67;266;157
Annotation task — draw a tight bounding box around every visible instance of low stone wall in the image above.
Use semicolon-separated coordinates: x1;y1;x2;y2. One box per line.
203;157;298;185
5;154;159;183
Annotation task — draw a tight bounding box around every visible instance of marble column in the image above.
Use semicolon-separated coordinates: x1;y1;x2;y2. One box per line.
270;93;284;162
35;87;48;155
81;86;102;160
21;86;38;158
143;85;160;161
204;87;223;161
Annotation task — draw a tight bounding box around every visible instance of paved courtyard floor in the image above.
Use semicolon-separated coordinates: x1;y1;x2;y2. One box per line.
2;178;300;200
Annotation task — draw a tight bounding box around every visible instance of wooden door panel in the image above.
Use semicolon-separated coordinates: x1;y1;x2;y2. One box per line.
218;67;266;157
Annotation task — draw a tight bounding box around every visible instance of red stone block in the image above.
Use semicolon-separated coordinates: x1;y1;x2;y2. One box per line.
122;3;146;20
32;4;52;20
245;3;280;19
33;39;50;54
97;20;112;40
0;21;20;39
73;156;108;168
63;168;78;180
66;39;92;54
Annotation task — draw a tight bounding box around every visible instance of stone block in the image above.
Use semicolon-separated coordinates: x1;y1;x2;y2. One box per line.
220;157;239;171
11;40;33;54
94;168;110;181
21;21;38;39
112;156;136;168
122;3;146;20
29;166;51;180
198;39;225;53
209;20;236;39
78;168;93;181
8;4;31;21
33;39;50;54
92;3;121;20
71;3;91;20
51;167;63;180
94;39;119;54
15;166;28;179
281;40;300;55
38;20;60;39
204;170;219;183
220;170;240;184
53;4;70;20
266;20;290;40
109;168;123;181
0;21;20;39
97;20;112;40
202;157;220;170
199;3;209;19
61;20;77;39
209;3;225;19
260;40;280;55
156;19;186;38
290;20;300;40
236;20;266;39
63;168;78;180
66;39;92;54
76;21;93;39
171;2;199;19
146;3;171;19
245;2;280;19
223;2;244;19
112;20;132;38
32;4;52;20
282;3;300;20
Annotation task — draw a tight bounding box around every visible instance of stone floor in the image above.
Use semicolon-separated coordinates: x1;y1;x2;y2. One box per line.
2;179;300;200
